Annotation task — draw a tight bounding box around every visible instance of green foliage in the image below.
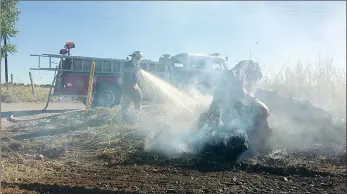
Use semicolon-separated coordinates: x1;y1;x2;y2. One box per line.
1;0;21;56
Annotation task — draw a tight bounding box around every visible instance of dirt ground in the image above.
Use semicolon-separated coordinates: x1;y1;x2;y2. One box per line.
1;103;346;194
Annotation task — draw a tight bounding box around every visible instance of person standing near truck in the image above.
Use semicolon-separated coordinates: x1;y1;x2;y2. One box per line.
120;51;144;121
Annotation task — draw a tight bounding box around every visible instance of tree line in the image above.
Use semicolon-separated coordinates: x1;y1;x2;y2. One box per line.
1;0;21;83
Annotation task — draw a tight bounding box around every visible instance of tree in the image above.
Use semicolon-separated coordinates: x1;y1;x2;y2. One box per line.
1;0;20;83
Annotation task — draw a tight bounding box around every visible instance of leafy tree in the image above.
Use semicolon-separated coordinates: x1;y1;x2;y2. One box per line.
1;0;20;83
1;0;21;58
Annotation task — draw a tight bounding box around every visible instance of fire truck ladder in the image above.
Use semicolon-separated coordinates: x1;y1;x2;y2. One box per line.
43;65;59;110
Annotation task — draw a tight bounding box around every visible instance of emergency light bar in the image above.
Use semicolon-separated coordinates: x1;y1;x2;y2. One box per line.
210;53;220;56
64;42;75;49
210;53;228;61
59;48;69;55
162;54;171;58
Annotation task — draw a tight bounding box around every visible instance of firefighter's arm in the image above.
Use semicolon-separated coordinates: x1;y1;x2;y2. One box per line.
252;99;270;119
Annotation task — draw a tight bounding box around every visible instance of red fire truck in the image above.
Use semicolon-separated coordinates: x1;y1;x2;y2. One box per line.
30;42;229;109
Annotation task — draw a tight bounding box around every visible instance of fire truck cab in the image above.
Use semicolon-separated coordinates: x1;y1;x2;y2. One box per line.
165;52;229;95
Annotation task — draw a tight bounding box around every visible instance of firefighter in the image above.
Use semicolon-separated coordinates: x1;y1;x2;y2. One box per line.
227;60;272;153
231;60;263;94
218;60;267;123
120;51;144;121
197;60;269;154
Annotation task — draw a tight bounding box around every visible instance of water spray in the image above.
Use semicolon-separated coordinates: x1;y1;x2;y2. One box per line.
140;69;194;114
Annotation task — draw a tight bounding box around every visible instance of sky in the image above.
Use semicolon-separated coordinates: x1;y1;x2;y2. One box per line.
1;1;346;84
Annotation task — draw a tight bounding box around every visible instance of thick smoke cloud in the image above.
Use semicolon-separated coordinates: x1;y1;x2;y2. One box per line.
124;2;346;159
136;60;345;159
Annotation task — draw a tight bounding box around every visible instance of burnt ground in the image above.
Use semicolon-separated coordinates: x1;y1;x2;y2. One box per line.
1;106;346;194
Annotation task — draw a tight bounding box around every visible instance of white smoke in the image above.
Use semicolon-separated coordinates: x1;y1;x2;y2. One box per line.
122;1;346;159
135;58;345;160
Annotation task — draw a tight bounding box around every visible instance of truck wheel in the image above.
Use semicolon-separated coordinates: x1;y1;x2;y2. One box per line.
94;84;121;107
83;84;121;108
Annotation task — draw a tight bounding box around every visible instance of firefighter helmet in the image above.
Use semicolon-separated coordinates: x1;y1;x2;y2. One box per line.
129;51;144;60
232;60;263;86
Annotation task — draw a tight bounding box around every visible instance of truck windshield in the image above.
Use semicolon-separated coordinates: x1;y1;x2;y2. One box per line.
212;61;227;71
189;57;227;71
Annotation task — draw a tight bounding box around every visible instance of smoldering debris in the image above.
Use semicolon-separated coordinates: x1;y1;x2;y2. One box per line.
136;61;345;163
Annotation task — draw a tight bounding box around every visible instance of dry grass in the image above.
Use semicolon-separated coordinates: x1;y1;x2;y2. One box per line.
1;84;50;103
2;107;142;163
260;57;346;118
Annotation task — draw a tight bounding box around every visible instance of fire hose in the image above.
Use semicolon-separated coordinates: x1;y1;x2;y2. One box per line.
7;66;84;123
7;109;83;123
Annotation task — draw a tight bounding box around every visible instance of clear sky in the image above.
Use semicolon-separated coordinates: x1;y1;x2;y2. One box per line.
1;1;346;84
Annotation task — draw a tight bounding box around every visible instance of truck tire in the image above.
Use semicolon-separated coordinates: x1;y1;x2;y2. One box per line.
84;83;121;108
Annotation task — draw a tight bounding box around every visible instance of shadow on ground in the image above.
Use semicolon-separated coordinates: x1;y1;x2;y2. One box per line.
1;182;137;194
100;148;345;177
